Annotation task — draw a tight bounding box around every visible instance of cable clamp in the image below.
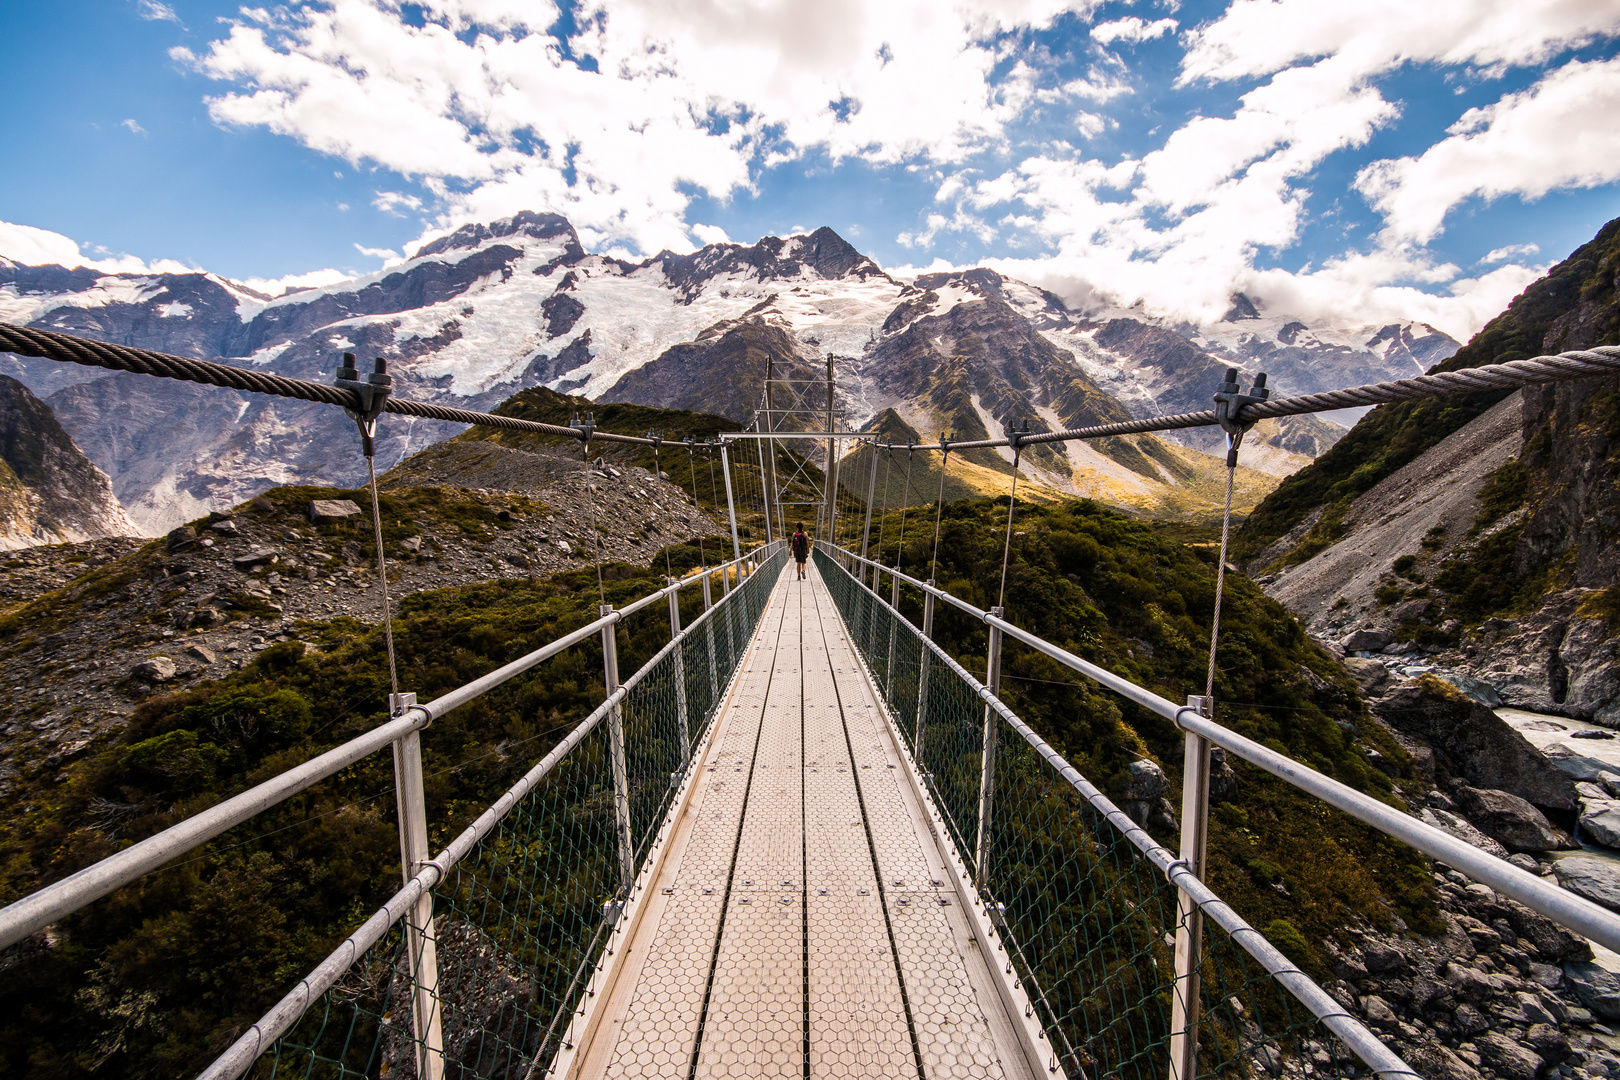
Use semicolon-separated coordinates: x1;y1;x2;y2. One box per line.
1212;368;1269;439
1164;857;1191;885
334;352;393;455
572;410;596;445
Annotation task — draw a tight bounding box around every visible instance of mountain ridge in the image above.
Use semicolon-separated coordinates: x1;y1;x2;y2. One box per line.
2;213;1458;531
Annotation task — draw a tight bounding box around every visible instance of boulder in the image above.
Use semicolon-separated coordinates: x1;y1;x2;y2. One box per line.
1563;961;1620;1020
1525;1023;1570;1066
401;536;422;554
249;495;274;511
340;541;362;566
188;606;225;629
1473;1031;1543;1080
132;656;176;683
1404;1043;1481;1080
184;644;217;664
1579;802;1620;850
309;499;362;524
1342;657;1393;696
1419;807;1511;859
1360;937;1406;975
1388;597;1435;624
1435;672;1505;708
209;518;239;536
1119;759;1179;833
1370;677;1577;812
166;525;197;552
1453;786;1564;851
1342;628;1394;652
1542;743;1611;781
1361;994;1397;1027
232;549;278;569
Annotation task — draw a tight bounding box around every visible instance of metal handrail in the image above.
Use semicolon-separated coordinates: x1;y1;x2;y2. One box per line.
0;541;781;952
198;542;787;1080
833;545;1620;956
819;551;1418;1077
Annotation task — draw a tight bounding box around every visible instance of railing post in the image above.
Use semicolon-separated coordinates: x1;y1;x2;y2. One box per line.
390;692;445;1080
702;572;718;700
915;583;936;754
600;607;635;893
1170;693;1215;1080
974;608;1005;888
669;582;690;765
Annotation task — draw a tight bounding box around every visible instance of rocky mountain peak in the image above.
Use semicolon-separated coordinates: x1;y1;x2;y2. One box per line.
414;210;581;260
1222;292;1262;321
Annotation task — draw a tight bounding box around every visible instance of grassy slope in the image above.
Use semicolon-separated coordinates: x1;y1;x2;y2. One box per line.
873;496;1440;971
1235;216;1620;566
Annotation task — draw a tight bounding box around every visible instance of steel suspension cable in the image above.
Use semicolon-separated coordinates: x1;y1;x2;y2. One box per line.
365;453;400;702
997;440;1024;610
929;441;950;583
653;441;674;582
864;345;1620;452
582;438;607;607
8;324;1619;456
1205;435;1242;699
873;447;893;566
0;322;664;447
685;442;707;571
894;447;916;577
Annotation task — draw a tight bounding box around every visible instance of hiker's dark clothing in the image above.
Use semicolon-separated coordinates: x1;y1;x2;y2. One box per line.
791;532;809;562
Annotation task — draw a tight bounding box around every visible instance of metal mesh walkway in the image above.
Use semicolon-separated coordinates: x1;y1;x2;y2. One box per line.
569;561;1038;1080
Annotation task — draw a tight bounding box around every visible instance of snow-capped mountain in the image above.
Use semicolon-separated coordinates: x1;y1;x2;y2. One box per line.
0;212;1459;532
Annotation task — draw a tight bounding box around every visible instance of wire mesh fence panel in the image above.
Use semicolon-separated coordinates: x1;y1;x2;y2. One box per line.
815;550;1382;1080
263;717;622;1080
256;551;786;1080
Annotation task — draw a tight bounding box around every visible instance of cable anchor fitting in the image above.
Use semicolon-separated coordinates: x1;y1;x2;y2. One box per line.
334;352;393;457
1212;368;1269;466
572;410;596;445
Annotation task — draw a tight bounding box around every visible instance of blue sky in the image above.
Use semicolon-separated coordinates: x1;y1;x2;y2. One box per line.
3;0;1620;337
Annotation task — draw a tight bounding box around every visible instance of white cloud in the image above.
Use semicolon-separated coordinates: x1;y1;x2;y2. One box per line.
1356;56;1620;243
175;0;1104;255
1180;0;1620;85
373;190;424;216
237;268;353;296
0;220;195;275
121;118;147;135
136;0;181;24
1090;17;1176;45
1480;242;1540;264
689;223;732;245
354;243;400;260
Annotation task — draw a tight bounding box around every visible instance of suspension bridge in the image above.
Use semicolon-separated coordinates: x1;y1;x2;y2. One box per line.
1;323;1620;1080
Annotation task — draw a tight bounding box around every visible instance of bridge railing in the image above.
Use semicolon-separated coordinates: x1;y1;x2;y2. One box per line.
816;546;1421;1080
193;544;789;1080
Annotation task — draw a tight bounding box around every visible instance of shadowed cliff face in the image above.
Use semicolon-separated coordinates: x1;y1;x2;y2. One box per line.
0;374;138;548
1246;216;1620;727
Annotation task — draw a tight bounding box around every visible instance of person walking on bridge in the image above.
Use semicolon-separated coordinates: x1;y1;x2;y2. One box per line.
791;522;810;580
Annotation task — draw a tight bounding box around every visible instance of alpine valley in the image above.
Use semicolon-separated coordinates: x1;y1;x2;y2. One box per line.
0;212;1457;534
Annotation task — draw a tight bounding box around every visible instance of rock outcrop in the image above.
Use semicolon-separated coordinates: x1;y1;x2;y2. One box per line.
1369;678;1577;812
0;374;139;548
